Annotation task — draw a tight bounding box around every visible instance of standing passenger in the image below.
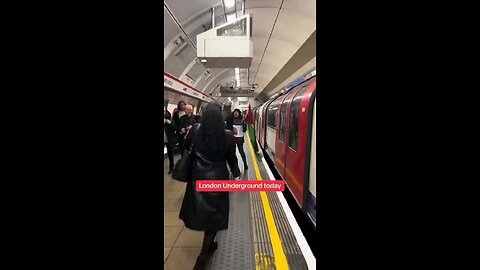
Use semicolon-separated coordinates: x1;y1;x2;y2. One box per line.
179;103;241;270
172;101;187;154
179;104;198;138
232;109;248;170
164;109;177;174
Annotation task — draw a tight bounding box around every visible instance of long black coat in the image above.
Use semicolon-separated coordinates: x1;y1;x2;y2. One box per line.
179;124;241;231
172;111;184;134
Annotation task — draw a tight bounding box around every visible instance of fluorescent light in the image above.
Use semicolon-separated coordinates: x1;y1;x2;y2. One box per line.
224;0;235;9
226;13;236;22
200;59;207;63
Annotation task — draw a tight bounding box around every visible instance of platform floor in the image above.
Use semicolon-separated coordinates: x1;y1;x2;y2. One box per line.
163;132;314;270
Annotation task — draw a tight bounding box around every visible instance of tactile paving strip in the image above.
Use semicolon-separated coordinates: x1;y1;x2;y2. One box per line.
251;191;276;270
267;193;308;270
248;141;309;269
209;191;254;270
209;150;254;270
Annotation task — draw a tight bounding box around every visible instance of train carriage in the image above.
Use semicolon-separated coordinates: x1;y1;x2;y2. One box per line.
254;75;317;227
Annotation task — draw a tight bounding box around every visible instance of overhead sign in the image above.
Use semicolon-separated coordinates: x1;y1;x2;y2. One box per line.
219;87;255;97
164;72;217;103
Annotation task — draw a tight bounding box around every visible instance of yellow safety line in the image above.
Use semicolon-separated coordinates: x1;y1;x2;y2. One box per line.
246;130;289;270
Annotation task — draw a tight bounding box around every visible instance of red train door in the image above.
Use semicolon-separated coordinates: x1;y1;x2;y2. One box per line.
284;81;314;207
275;90;297;179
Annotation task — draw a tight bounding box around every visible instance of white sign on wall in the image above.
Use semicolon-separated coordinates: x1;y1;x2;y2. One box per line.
164;72;217;103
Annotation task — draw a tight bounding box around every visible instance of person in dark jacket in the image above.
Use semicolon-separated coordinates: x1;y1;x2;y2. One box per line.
232;109;248;170
221;103;233;131
172;100;186;154
179;104;198;139
164;109;177;174
179;103;241;270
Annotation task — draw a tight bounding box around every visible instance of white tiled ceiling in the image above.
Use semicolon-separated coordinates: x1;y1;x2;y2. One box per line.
164;0;316;103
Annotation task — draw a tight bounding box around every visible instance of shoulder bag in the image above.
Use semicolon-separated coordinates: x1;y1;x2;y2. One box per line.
171;124;200;182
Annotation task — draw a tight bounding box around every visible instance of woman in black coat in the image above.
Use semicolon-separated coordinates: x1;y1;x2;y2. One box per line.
179;103;241;270
164;109;178;174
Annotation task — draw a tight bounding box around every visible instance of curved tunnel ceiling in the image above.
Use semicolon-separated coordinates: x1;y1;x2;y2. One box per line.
164;0;316;103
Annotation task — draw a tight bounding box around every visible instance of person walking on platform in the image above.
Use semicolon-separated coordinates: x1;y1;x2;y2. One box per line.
164;109;177;174
179;103;241;270
221;103;233;131
172;100;186;154
232;109;248;170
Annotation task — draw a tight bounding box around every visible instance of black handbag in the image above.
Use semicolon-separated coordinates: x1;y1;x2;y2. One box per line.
171;124;200;182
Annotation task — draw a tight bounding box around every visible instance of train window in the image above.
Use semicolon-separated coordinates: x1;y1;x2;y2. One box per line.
267;105;277;128
288;85;308;150
267;96;282;129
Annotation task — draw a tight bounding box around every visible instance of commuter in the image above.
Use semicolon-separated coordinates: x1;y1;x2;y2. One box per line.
179;103;241;270
172;101;187;154
172;100;186;127
164;109;177;174
221;103;233;131
232;109;248;170
179;104;198;138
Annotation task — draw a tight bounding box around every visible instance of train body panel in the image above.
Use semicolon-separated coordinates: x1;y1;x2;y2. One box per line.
255;107;261;143
266;126;276;158
306;99;316;225
265;97;278;154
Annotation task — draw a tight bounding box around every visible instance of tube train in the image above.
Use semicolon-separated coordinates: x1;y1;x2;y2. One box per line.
254;75;316;228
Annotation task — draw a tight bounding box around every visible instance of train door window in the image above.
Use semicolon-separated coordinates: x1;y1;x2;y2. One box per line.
280;91;296;142
288;85;308;151
267;106;277;128
268;99;281;129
